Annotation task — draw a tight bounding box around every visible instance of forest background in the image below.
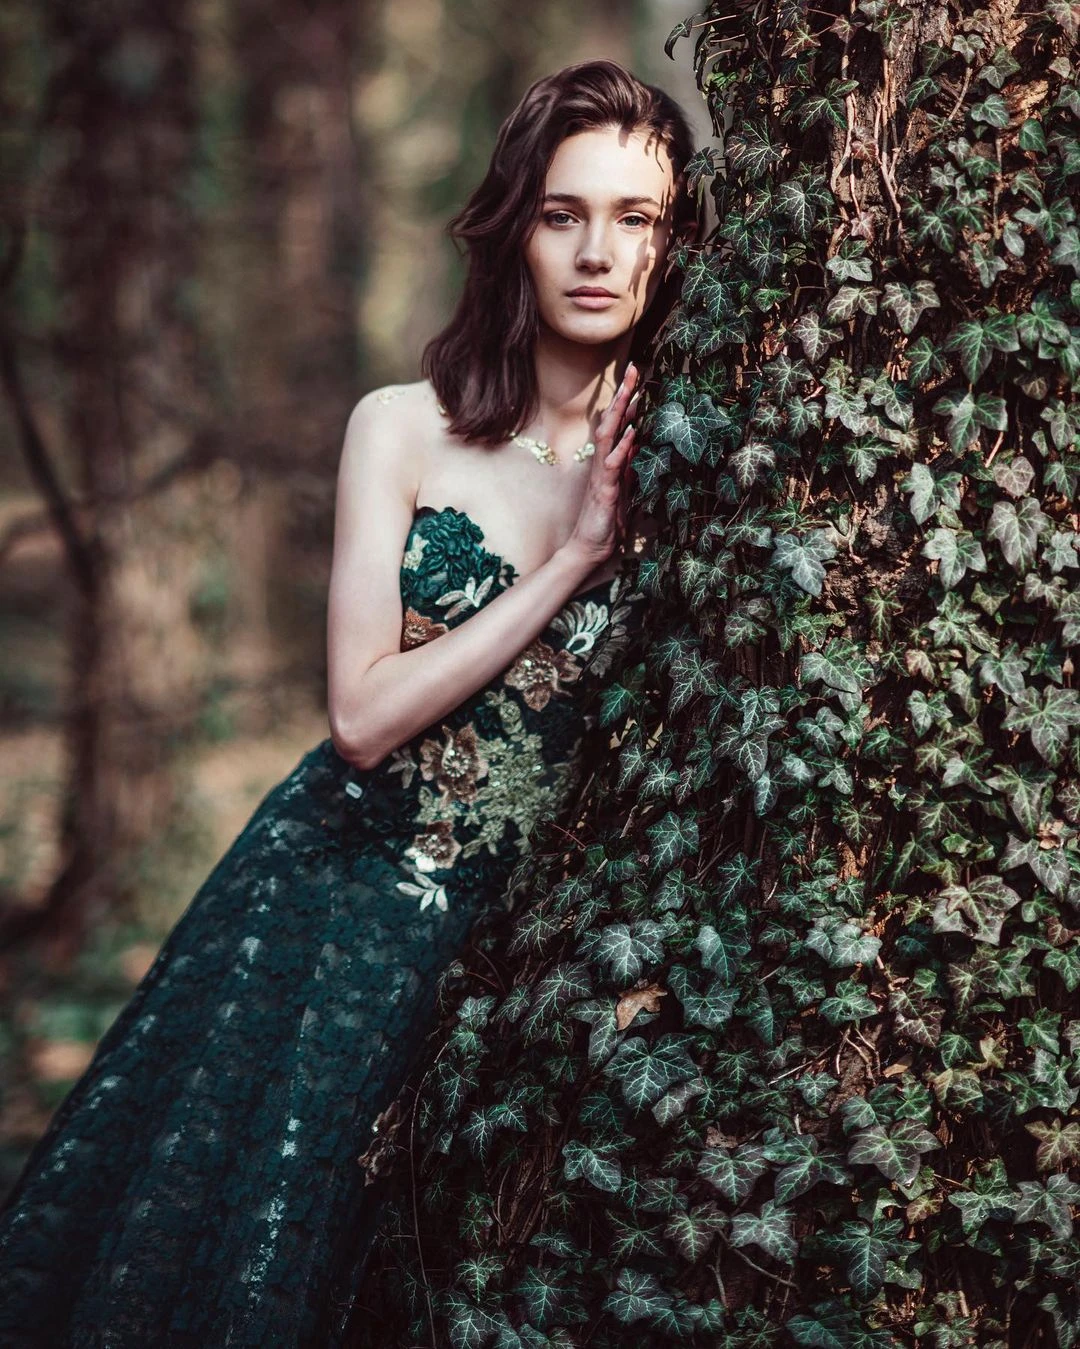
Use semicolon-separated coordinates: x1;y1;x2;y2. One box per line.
0;0;709;1196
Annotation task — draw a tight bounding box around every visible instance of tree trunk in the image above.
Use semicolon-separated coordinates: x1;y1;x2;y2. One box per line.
352;1;1080;1343
22;1;207;954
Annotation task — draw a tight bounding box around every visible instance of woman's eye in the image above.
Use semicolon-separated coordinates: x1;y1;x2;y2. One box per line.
623;214;650;228
544;211;575;226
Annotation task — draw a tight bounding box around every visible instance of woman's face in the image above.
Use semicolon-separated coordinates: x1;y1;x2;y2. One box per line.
523;124;677;348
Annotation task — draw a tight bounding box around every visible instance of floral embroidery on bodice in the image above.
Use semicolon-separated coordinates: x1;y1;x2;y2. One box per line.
343;504;645;914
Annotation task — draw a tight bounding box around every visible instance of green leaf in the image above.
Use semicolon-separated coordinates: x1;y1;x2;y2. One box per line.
728;439;776;490
562;1139;623;1193
902;462;962;525
604;1035;698;1111
944;313;1018;380
988;497;1052;571
602;1268;673;1325
817;1218;902;1298
970;92;1011;127
881;279;941;334
805;916;881;967
729;1198;797;1265
445;1294;497;1349
848;1119;942;1186
1002;685;1080;766
697;1142;769;1202
651;402;709;465
695;923;750;980
930;875;1023;944
664;1204;728;1260
771;529;838;596
1026;1117;1080;1171
726;120;783;180
645;809;699;870
820;978;879;1025
922;528;987;589
792;310;844;363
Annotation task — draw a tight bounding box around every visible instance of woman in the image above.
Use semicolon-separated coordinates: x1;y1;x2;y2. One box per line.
0;59;698;1346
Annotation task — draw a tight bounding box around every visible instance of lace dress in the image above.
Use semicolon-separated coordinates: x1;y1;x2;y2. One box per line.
0;504;645;1348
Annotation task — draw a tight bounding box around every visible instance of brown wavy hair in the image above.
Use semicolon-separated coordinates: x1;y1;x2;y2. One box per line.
422;59;698;446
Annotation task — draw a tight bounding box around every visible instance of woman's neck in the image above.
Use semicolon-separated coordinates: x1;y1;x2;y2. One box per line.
528;325;632;440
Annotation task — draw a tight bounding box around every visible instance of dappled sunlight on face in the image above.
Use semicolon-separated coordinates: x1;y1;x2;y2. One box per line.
523;125;677;348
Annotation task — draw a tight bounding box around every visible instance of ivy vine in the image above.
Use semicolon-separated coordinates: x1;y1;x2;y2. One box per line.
356;1;1080;1344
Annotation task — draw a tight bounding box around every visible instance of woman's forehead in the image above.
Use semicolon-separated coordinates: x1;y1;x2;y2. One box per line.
544;127;675;198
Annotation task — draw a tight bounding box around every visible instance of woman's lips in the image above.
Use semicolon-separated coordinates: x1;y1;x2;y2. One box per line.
567;293;618;309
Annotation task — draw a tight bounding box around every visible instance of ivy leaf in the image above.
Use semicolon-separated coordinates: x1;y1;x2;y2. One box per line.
728;439;776;490
697;1142;769;1202
695;923;751;981
820;978;879;1025
805;916;882;966
670;965;740;1030
1002;685;1080;765
825;284;879;323
947;1160;1018;1236
988;497;1052;572
827;240;875;283
848;1119;942;1186
978;646;1030;702
651;401;709;465
944;314;1018;380
771;530;838;596
993;454;1036;498
1044;531;1080;573
729;1198;797;1266
645;809;700;870
726;120;784;180
604;1035;699;1111
515;1266;568;1329
562;1139;623;1193
773;1146;852;1204
881;279;941;334
1026;1117;1080;1171
788;1299;901;1348
602;1268;673;1325
970;92;1011;128
922;528;987;589
817;1218;902;1298
664;1203;728;1261
775;172;832;235
792;310;844;363
591;923;664;985
1015;1176;1080;1239
445;1294;497;1348
902;462;962;525
930;875;1023;944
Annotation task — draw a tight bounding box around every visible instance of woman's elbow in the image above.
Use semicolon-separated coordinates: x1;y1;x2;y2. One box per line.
329;708;381;770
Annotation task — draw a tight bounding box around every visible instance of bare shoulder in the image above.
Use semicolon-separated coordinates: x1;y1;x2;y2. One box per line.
342;379;444;498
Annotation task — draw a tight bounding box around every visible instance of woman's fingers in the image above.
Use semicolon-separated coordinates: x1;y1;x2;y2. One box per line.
598;363;639;446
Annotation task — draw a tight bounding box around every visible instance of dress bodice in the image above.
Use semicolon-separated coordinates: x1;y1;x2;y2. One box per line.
341;504;645;913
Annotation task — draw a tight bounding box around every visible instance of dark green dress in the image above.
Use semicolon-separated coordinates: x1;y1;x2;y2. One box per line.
0;504;645;1347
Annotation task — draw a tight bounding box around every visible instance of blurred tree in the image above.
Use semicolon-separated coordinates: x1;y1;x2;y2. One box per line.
0;1;207;955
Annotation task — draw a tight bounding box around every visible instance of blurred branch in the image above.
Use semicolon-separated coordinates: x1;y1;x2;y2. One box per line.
0;223;98;594
0;424;332;571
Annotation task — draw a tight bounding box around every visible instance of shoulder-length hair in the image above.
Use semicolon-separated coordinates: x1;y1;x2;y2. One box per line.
422;59;698;447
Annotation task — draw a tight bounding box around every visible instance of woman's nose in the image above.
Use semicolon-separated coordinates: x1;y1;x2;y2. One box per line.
575;224;613;270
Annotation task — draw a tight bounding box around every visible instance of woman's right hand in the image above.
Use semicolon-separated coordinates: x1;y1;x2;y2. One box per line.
566;362;642;567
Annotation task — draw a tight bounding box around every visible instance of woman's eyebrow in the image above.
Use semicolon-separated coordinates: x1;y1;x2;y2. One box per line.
543;191;662;210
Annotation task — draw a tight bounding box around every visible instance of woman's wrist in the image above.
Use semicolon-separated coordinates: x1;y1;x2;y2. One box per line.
555;534;610;589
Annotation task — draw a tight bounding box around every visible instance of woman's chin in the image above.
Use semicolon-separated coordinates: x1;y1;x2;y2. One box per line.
545;313;636;348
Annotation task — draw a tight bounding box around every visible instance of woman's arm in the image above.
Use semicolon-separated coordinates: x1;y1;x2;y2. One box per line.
326;373;638;770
